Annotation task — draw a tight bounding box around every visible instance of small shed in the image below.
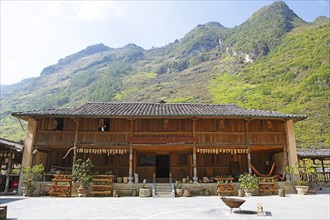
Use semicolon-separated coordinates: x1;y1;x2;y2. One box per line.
0;138;23;194
297;149;330;182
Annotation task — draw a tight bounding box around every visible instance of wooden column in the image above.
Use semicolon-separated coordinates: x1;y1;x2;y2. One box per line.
19;118;37;195
128;147;133;183
245;120;252;174
72;118;79;173
21;118;37;168
4;149;13;193
285;119;298;167
192;146;198;183
321;159;325;173
192;119;198;183
247;148;252;174
128;119;134;183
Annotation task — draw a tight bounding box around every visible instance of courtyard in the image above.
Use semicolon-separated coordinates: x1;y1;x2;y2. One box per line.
1;189;329;219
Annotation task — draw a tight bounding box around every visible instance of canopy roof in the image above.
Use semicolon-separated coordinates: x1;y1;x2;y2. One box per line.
0;138;23;152
297;149;330;160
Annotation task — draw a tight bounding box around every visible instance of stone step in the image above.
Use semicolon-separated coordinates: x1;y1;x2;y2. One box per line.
155;184;172;190
156;191;175;198
154;183;175;198
155;186;172;190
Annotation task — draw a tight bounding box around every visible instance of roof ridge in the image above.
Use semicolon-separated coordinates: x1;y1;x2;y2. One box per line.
87;101;237;106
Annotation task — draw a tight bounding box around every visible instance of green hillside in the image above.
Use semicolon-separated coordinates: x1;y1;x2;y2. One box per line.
0;2;329;149
209;21;330;148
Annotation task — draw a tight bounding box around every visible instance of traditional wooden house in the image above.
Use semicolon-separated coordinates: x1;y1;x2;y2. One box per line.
0;138;23;194
12;102;306;186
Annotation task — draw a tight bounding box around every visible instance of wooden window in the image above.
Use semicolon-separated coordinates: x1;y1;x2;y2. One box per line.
98;119;111;131
138;154;155;166
54;118;64;131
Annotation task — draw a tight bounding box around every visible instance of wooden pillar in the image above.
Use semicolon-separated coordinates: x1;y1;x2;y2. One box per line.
245;120;252;174
128;147;133;183
19;118;37;195
193;146;198;183
285;119;298;167
192;119;198;183
4;149;13;193
72;118;79;173
247;148;252;174
128;119;134;183
321;159;325;173
21;118;37;168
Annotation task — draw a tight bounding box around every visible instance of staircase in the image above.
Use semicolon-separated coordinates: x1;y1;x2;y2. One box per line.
154;183;175;198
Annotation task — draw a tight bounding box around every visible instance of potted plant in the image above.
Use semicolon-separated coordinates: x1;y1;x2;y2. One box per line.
139;183;151;197
175;181;183;197
284;165;296;182
238;173;258;196
21;164;44;196
73;158;93;197
294;159;317;195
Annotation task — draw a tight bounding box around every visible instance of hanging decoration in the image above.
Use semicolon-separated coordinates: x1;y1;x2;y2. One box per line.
77;148;129;156
0;151;10;158
196;148;249;155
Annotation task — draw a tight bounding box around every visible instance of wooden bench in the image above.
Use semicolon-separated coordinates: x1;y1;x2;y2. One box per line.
49;174;72;197
257;177;277;195
216;177;236;196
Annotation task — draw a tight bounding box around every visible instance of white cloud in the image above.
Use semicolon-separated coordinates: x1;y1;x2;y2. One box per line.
50;1;129;22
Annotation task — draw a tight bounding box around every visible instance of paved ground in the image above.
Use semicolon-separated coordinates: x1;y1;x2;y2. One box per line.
1;189;329;219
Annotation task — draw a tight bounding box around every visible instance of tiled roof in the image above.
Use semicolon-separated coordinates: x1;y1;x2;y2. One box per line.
0;138;23;151
297;149;330;158
11;102;307;120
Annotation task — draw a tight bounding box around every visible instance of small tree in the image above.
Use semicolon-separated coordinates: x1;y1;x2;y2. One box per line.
297;159;317;186
73;158;93;188
285;165;297;181
238;173;258;190
22;164;44;196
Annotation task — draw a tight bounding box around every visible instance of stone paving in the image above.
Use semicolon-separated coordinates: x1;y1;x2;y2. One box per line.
0;189;329;219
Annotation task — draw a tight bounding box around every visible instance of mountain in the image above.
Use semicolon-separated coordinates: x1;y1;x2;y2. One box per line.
40;43;112;76
0;1;329;149
224;1;306;60
0;77;36;98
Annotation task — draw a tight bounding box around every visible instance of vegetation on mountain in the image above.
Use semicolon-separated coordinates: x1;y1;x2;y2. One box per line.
209;20;330;148
0;1;328;149
224;1;305;61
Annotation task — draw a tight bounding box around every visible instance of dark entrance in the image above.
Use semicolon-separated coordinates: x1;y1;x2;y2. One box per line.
156;155;169;179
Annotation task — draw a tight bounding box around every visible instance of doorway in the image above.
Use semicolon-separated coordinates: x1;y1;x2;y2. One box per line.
156;154;169;181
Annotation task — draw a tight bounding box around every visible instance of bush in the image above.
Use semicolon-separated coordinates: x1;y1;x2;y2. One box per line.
238;173;258;189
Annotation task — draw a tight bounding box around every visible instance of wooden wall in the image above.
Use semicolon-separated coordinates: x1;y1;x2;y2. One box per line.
34;117;287;147
33;117;286;179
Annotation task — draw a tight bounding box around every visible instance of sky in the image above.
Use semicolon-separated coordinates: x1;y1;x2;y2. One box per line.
1;1;329;85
